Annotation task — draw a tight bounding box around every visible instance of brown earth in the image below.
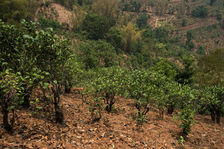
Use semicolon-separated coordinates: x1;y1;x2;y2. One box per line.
0;88;224;149
36;3;73;29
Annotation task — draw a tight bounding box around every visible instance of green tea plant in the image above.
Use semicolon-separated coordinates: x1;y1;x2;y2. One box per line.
150;59;182;116
89;97;103;122
0;69;21;133
200;85;224;124
126;70;152;123
0;20;74;123
88;67;127;113
150;73;182;118
173;86;198;136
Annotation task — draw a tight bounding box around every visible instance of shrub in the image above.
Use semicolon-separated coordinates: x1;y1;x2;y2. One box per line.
0;69;21;133
38;18;62;29
136;14;149;29
82;13;110;40
192;6;208;18
126;70;152;123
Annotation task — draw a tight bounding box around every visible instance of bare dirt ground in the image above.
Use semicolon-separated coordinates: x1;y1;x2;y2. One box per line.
36;3;73;29
0;88;224;149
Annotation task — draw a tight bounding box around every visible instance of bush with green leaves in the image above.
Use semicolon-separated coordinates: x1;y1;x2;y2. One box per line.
105;27;122;52
79;40;118;69
89;96;103;123
192;6;208;18
38;18;62;29
39;30;73;123
126;70;152;123
0;69;21;133
0;20;43;108
82;13;110;40
0;20;74;125
200;85;224;124
0;0;37;23
153;26;169;43
136;14;149;29
87;67;127;116
173;86;198;136
150;59;181;116
151;75;182;118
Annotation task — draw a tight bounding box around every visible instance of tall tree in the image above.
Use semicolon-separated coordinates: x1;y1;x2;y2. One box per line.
120;22;141;53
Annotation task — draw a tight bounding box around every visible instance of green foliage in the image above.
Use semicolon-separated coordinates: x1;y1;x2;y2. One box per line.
0;69;22;132
92;0;121;26
126;70;152;120
151;58;177;79
0;19;74;126
200;83;224;124
182;18;187;27
196;49;224;86
173;86;198;136
120;22;142;53
150;59;181;116
105;27;122;52
79;40;117;69
38;18;62;29
88;67;127;113
154;26;169;43
82;13;110;40
122;0;141;12
176;56;195;85
136;14;149;29
177;107;195;136
89;97;102;122
196;49;224;123
142;26;154;39
216;10;222;21
185;31;195;50
192;5;208;18
0;0;38;23
122;2;134;12
197;46;205;55
210;0;217;6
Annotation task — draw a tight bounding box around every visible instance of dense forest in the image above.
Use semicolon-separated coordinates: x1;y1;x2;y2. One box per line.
1;0;224;148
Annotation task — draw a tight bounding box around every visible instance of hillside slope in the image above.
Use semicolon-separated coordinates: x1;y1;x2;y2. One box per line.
0;89;224;148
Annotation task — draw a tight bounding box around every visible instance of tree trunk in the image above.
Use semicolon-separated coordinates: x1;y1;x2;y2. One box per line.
2;106;10;132
52;85;64;124
22;93;30;108
54;102;64;124
42;87;48;100
216;109;221;124
105;93;115;112
64;81;71;93
2;103;14;133
210;107;216;122
167;105;174;114
22;86;33;109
